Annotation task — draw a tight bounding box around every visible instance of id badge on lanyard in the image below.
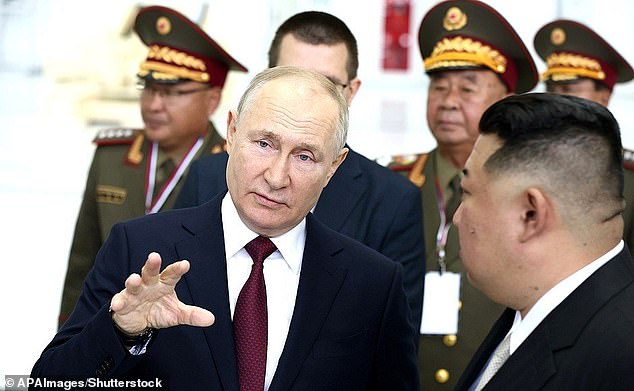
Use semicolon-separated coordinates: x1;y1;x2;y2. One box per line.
419;176;460;334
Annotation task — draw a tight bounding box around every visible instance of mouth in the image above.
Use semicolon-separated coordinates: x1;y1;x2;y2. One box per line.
253;192;286;208
437;119;461;127
144;118;167;129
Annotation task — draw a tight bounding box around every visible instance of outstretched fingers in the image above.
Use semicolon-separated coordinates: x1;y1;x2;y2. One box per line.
159;260;190;287
140;252;162;285
178;302;215;327
111;253;215;334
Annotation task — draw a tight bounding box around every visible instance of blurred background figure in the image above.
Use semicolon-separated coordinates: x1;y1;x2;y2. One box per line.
57;5;247;327
534;18;634;251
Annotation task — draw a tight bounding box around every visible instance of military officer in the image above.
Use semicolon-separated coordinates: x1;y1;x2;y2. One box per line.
534;19;634;251
58;5;247;327
388;1;538;389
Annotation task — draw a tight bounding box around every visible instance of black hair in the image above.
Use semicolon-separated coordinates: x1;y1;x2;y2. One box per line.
267;11;359;80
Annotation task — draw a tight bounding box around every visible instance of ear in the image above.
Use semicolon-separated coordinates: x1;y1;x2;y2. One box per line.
205;87;222;116
325;147;349;185
597;89;612;107
518;187;552;243
345;78;362;106
225;110;238;154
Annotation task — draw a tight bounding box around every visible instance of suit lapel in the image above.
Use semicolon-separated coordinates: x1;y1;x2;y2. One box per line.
313;148;366;231
269;214;348;391
456;309;515;390
460;249;634;390
487;327;556;390
175;194;239;391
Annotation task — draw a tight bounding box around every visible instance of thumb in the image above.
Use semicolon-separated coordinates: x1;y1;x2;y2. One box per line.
179;304;215;327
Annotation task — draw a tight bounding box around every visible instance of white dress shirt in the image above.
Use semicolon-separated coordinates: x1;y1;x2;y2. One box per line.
222;194;305;391
508;240;624;354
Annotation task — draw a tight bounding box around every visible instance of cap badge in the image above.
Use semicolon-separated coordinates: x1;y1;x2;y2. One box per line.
550;27;566;46
156;16;171;35
443;7;467;31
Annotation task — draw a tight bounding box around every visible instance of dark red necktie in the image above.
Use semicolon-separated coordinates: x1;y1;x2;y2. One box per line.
233;236;277;391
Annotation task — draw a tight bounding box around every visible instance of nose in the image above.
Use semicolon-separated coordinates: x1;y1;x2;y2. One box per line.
145;90;166;111
440;85;460;110
264;154;291;190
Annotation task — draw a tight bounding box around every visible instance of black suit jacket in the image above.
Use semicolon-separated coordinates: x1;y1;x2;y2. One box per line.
175;148;426;331
33;194;419;390
455;248;634;390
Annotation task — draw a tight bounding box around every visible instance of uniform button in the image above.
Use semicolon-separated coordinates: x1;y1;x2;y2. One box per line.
435;369;450;384
457;300;462;310
443;334;458;347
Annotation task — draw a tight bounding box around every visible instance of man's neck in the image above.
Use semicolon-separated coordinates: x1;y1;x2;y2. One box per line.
437;143;474;169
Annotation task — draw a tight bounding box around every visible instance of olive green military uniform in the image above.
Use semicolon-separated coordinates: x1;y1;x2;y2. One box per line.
57;5;247;327
390;150;504;389
59;123;225;325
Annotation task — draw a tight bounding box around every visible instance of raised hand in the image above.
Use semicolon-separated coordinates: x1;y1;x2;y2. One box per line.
110;252;215;335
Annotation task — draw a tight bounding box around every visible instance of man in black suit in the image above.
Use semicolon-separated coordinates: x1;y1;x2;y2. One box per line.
176;11;425;332
453;93;634;390
32;67;419;390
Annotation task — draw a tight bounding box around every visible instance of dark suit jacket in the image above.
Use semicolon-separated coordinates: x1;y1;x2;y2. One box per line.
455;248;634;390
175;148;426;331
33;194;419;390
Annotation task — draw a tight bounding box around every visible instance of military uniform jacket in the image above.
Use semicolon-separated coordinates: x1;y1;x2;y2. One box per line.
59;122;225;325
392;148;505;390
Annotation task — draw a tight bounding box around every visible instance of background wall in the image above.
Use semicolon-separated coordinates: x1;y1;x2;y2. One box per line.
1;0;633;384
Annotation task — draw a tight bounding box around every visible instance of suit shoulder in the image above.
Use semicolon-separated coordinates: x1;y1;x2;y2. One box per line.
193;151;229;168
624;148;634;171
308;214;395;268
93;128;143;146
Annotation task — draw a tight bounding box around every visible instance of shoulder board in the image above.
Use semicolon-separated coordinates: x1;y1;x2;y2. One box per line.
210;140;227;154
381;153;426;172
93;128;142;146
624;148;634;171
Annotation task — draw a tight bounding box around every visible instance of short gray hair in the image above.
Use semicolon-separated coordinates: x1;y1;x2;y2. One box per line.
235;65;349;154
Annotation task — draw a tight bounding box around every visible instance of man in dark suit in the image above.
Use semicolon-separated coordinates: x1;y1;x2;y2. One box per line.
32;67;419;390
175;11;425;332
453;93;634;390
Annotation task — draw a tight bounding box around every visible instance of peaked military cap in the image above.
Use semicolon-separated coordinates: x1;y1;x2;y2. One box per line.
134;5;247;87
418;0;538;93
534;19;634;91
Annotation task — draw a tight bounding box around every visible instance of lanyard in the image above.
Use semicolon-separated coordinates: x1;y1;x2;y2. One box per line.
144;137;204;214
434;175;451;274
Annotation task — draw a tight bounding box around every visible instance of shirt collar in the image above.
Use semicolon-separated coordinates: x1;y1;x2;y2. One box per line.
221;193;305;274
509;240;624;353
436;151;462;190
